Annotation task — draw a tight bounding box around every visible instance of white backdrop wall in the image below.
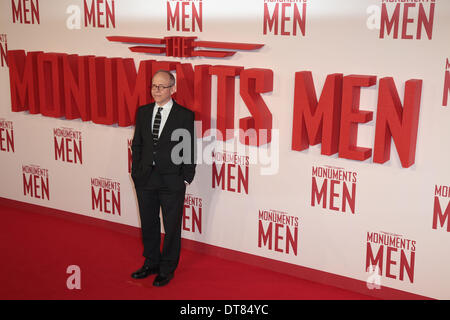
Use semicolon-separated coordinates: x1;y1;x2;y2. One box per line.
1;0;449;299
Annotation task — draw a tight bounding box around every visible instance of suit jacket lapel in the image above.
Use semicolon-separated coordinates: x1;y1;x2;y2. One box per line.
145;103;156;140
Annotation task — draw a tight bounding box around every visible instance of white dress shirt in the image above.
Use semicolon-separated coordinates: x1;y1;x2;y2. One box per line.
151;99;173;138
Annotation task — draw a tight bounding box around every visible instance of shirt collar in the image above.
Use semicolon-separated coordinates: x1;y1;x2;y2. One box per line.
155;99;173;112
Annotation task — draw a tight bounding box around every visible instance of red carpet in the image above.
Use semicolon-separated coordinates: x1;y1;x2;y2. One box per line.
0;203;377;300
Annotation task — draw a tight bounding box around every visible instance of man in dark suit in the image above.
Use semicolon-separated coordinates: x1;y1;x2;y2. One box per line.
130;70;196;286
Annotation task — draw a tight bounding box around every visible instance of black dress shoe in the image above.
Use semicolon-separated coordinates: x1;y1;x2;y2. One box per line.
153;273;174;286
131;265;159;279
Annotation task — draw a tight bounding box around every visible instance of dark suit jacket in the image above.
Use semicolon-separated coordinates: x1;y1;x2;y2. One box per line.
131;100;196;188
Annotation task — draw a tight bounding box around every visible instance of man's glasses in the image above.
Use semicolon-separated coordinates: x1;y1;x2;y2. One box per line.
151;84;173;91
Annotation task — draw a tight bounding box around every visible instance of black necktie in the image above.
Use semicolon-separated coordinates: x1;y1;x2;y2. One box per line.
152;107;163;146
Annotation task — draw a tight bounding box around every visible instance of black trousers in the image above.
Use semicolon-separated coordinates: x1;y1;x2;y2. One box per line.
135;167;186;275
